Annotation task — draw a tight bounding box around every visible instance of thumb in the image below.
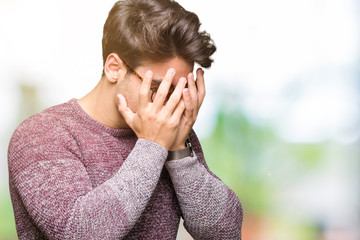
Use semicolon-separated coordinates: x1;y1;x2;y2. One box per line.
117;94;135;126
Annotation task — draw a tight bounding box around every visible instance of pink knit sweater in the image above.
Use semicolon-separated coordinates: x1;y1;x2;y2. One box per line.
8;99;242;239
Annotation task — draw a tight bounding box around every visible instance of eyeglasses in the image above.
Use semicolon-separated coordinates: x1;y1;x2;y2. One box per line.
123;60;174;102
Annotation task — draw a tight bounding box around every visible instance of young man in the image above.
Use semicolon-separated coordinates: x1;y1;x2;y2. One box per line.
8;0;243;239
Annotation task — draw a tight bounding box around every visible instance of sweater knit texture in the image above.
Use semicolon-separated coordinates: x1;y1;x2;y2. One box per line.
8;99;243;240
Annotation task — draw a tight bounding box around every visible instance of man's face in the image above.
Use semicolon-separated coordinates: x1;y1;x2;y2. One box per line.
116;56;193;113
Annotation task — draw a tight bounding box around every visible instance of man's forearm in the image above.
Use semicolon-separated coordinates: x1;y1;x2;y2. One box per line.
165;155;243;240
64;139;168;238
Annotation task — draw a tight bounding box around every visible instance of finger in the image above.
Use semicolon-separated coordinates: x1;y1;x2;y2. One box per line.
187;72;197;99
170;99;186;124
152;68;175;109
117;94;135;127
182;88;194;118
139;70;153;107
186;72;198;114
164;77;187;113
195;68;206;107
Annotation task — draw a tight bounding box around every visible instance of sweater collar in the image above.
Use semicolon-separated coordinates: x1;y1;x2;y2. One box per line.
69;98;136;138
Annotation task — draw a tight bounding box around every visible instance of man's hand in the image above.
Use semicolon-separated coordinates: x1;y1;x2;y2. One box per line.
169;68;205;151
117;69;187;150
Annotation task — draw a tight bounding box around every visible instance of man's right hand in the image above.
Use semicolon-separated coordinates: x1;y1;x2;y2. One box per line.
117;68;187;150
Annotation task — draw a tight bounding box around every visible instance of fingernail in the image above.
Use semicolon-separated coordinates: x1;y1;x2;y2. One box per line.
181;77;187;84
145;71;153;78
117;94;122;103
168;68;175;76
183;88;190;95
188;72;193;79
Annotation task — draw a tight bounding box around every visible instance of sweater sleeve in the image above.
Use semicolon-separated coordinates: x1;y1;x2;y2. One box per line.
8;126;168;240
165;132;243;240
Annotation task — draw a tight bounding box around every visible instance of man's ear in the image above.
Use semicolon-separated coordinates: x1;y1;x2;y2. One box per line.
104;53;127;83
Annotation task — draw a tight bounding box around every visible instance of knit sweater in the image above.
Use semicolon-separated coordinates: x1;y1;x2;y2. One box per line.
8;98;243;240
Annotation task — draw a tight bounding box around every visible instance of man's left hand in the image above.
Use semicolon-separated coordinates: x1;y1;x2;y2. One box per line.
169;68;205;151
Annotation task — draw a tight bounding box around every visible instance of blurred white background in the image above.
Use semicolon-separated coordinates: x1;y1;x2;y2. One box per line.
0;0;359;239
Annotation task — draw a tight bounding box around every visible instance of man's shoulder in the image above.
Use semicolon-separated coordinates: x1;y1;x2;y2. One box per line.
18;99;75;131
10;99;78;143
8;99;81;175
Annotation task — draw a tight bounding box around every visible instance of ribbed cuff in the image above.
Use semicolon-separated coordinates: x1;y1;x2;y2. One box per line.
135;138;168;164
165;153;205;188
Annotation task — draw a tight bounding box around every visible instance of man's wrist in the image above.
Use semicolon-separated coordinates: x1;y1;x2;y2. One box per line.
167;139;193;161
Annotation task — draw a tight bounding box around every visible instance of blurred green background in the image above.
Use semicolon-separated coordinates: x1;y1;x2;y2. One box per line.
1;0;359;239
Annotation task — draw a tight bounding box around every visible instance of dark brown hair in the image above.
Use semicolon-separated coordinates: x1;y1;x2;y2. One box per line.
102;0;216;71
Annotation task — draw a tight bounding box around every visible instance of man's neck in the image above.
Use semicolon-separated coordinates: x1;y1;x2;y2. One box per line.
77;78;129;129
